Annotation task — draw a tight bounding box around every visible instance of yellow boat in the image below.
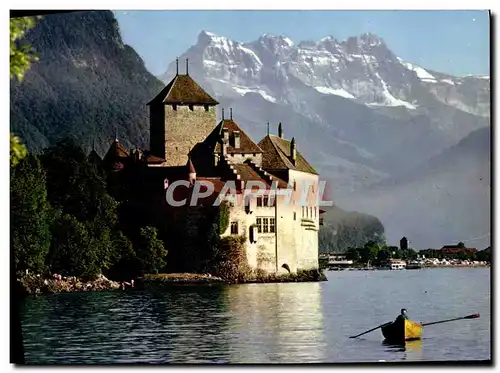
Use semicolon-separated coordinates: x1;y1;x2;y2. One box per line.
381;319;423;344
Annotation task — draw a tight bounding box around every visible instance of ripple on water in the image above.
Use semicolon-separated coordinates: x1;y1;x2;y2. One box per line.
21;269;491;363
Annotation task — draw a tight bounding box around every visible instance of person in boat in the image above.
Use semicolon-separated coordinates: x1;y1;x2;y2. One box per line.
395;308;409;323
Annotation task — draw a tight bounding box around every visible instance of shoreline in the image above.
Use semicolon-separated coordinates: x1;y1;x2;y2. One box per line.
18;269;327;296
326;264;490;271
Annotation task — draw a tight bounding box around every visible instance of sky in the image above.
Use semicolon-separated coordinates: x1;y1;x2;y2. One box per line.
113;10;490;78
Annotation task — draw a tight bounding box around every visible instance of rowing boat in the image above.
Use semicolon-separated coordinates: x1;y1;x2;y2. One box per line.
381;318;423;344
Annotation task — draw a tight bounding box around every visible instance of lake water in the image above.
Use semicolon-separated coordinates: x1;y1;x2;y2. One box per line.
20;267;491;364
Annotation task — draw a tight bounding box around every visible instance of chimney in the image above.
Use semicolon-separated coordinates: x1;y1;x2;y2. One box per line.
222;127;229;155
230;108;233;120
233;131;241;149
222;108;225;120
278;122;283;138
176;57;179;75
222;127;229;143
186;58;189;75
290;137;296;164
187;157;196;185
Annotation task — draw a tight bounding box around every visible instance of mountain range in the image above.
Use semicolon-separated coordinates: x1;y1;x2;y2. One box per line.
158;30;491;249
10;11;491;249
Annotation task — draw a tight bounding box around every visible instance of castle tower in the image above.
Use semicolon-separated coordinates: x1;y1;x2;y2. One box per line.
147;58;219;166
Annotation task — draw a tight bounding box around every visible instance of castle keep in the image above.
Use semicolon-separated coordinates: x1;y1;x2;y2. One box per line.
101;62;322;274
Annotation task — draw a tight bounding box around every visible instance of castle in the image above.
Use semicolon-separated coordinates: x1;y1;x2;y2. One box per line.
98;61;322;274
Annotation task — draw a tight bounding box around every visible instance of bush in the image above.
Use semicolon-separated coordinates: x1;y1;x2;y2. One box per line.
208;235;251;283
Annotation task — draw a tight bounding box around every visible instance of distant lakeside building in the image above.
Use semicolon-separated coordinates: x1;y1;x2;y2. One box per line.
95;60;322;274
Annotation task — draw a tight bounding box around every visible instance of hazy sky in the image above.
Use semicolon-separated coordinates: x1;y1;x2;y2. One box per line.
113;10;490;78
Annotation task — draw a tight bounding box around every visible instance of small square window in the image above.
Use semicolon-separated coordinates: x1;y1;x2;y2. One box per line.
256;218;262;233
262;218;269;233
270;218;276;233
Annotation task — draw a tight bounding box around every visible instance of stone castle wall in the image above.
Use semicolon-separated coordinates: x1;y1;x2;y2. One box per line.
150;104;216;166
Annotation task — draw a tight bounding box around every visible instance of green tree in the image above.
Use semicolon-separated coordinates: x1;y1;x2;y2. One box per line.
10;133;28;167
346;247;360;262
136;226;167;274
10;16;38;168
360;241;380;264
377;249;391;262
41;138;110;223
401;248;417;260
11;155;52;273
48;212;91;276
10;16;39;81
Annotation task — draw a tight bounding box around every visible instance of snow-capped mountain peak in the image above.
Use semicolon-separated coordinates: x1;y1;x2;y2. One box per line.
160;31;490;118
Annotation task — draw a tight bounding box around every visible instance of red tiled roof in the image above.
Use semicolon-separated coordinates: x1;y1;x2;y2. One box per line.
103;139;129;165
258;134;317;175
211;119;263;154
145;154;165;164
147;74;218;106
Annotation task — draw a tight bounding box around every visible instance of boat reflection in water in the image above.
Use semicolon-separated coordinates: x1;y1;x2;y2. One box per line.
383;339;423;361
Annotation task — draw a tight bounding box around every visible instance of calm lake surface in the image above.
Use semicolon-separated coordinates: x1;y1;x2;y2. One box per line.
20;268;491;364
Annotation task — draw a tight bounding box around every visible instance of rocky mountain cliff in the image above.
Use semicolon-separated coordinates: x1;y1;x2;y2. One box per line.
10;11;164;155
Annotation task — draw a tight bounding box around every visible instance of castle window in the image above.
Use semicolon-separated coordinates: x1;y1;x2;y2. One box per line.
231;221;239;235
262;218;269;233
257;217;275;233
257;197;263;207
204;104;209;112
189;104;194;111
269;218;276;233
293;212;296;221
263;196;269;207
302;206;304;217
173;104;177;111
256;218;262;233
293;180;297;191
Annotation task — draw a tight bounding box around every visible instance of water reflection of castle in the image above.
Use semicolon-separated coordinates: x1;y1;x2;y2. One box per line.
223;283;326;363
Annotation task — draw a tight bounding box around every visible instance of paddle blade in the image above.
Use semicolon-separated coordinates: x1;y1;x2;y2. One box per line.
465;313;480;319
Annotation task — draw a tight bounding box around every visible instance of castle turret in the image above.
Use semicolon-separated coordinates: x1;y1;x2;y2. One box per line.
147;59;218;167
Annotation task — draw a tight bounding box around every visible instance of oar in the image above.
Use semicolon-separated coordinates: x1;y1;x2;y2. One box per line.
349;321;392;339
421;313;480;327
